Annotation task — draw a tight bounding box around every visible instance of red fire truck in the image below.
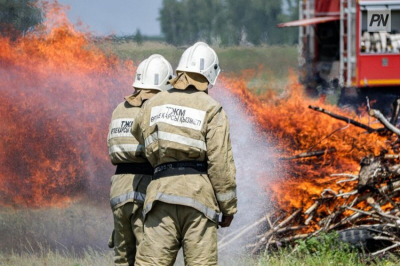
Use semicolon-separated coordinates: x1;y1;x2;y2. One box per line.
280;0;400;99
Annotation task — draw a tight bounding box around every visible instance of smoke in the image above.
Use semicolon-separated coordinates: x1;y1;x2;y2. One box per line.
211;84;282;259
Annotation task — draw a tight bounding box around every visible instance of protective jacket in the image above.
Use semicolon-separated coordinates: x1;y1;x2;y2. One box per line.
108;90;157;209
131;86;237;223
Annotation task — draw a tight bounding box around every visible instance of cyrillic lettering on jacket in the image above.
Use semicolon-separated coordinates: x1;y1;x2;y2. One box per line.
108;118;134;139
150;104;206;131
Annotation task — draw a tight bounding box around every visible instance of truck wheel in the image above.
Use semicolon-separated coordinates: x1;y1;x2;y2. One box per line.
338;228;392;252
338;228;372;247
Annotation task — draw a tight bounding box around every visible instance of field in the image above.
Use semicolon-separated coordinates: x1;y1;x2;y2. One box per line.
99;40;298;95
1;225;396;266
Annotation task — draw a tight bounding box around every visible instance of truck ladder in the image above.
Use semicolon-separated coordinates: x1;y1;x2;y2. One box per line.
299;0;315;81
340;0;357;87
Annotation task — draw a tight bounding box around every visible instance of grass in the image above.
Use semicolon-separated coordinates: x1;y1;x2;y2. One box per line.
1;216;398;266
247;232;399;266
1;239;398;266
0;203;113;265
250;250;391;266
0;202;112;255
0;247;113;266
98;40;298;95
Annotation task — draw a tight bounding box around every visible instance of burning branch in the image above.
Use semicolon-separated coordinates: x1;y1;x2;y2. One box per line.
309;105;379;133
279;148;336;160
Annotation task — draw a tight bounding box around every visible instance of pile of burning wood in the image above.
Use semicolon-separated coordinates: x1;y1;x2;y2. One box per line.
222;99;400;256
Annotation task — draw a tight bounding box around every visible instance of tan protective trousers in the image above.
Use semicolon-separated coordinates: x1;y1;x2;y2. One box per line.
113;202;144;266
135;201;218;266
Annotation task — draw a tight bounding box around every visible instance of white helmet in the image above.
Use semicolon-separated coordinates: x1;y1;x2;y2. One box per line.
176;42;220;85
133;54;174;91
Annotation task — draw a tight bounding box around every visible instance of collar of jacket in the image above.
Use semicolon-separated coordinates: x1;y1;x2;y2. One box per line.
125;89;158;107
169;72;208;91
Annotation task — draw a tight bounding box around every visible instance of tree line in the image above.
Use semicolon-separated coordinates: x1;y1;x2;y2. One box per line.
0;0;299;47
159;0;298;46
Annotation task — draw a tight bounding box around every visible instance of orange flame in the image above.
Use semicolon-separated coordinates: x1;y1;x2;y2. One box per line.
0;2;136;207
220;73;391;212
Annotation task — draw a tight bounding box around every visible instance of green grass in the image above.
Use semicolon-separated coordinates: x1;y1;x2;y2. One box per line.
246;232;399;266
249;250;390;266
216;45;297;79
98;41;298;95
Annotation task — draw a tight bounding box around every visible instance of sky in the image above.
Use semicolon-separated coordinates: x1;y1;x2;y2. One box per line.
55;0;163;36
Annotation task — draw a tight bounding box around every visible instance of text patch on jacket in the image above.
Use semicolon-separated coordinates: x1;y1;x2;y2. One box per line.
150;104;206;130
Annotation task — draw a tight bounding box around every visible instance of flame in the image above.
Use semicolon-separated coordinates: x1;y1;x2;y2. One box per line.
220;73;391;214
0;2;136;207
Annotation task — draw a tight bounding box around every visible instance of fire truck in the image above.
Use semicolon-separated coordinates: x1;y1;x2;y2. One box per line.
279;0;400;103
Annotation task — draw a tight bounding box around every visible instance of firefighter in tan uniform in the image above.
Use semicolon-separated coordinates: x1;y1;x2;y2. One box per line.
132;42;237;266
107;54;174;266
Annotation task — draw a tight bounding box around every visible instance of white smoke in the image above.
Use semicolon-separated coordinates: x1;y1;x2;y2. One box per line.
212;84;281;262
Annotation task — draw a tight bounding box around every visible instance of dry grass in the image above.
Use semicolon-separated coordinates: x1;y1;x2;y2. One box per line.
0;247;113;266
0;202;113;265
0;202;112;255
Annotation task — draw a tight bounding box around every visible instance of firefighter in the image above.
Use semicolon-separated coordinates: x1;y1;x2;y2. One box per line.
107;54;174;266
132;42;237;266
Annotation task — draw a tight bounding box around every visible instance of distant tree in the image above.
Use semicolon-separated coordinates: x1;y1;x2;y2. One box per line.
278;0;299;45
0;0;42;37
158;0;298;46
134;28;143;45
159;0;224;46
159;0;186;46
224;0;285;45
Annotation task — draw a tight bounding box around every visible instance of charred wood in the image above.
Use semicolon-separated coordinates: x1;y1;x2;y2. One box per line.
309;105;380;133
279;148;336;160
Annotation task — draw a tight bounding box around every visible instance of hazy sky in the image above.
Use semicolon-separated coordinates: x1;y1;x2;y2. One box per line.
55;0;163;36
